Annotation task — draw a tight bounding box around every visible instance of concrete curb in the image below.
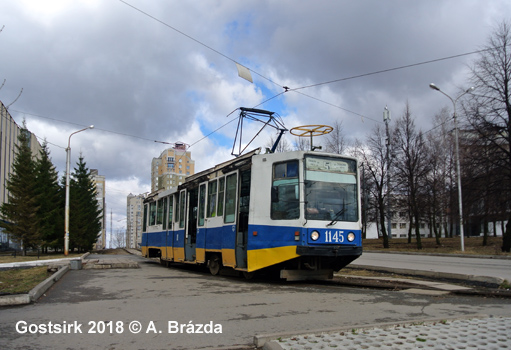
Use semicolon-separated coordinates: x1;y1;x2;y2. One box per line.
349;264;505;287
28;265;69;302
0;265;69;306
0;293;30;306
254;314;487;349
364;249;511;260
0;251;91;270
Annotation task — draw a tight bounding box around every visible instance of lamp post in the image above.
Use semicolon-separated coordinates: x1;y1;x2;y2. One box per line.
64;125;94;256
383;106;392;240
429;83;474;252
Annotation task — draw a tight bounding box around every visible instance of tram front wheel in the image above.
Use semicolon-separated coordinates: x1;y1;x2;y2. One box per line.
208;254;222;276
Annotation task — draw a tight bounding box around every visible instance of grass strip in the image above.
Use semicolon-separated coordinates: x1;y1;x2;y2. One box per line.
0;266;50;295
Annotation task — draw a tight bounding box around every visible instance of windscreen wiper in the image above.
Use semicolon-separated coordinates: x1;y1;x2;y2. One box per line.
327;207;345;227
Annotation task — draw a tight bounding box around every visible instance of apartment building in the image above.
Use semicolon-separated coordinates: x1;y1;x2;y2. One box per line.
151;142;195;192
91;169;106;250
126;193;145;248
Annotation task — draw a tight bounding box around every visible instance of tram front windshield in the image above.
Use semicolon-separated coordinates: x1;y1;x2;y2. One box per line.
304;156;358;222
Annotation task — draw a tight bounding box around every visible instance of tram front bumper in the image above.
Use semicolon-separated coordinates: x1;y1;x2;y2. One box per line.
296;245;362;257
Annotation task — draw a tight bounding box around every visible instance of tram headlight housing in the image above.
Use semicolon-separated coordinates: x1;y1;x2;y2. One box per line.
347;232;356;242
310;231;320;241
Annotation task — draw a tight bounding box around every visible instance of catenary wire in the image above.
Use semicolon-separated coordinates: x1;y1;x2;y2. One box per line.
8;109;180;146
290;47;501;91
118;0;284;90
118;0;505;135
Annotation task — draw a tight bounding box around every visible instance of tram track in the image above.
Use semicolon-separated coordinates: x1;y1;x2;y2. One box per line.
129;249;511;297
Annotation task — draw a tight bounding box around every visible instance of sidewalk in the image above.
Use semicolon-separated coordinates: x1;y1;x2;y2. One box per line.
0;252;137;306
259;316;511;350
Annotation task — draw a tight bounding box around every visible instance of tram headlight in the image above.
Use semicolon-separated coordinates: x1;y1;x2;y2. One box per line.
310;231;320;241
347;232;356;242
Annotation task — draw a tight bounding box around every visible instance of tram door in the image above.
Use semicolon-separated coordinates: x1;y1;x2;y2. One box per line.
142;204;148;253
185;188;198;262
165;195;174;261
235;169;251;269
195;183;207;263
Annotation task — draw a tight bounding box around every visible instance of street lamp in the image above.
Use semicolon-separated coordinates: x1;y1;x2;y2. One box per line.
64;125;94;256
429;83;474;252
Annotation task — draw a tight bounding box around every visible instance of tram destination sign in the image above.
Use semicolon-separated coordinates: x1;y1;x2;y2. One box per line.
306;157;349;173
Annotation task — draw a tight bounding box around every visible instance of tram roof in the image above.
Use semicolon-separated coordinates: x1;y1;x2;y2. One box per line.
185;147;261;184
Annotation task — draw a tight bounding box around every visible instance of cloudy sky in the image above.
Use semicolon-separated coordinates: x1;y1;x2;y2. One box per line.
0;0;509;245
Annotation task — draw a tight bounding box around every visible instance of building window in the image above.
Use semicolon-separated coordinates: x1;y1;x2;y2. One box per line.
399;223;406;229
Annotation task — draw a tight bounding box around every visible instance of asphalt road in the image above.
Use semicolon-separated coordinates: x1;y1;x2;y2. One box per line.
354;251;511;281
1;252;511;350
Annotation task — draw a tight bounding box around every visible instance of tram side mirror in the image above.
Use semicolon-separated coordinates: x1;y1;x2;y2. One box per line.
271;186;279;203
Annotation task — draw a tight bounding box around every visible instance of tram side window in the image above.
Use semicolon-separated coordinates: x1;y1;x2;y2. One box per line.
217;177;225;216
179;191;186;228
175;194;180;228
198;184;206;226
207;180;217;217
271;160;299;220
143;204;148;232
224;174;237;223
157;198;164;225
149;201;157;226
168;195;174;229
162;197;168;230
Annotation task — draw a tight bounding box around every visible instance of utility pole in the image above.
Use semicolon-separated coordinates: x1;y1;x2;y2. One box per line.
110;209;113;249
430;84;474;252
383;106;392;240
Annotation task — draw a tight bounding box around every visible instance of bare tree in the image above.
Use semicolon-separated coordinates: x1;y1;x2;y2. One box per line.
352;125;391;248
292;136;310;151
465;21;511;252
425;107;454;245
113;228;126;248
325;120;348;154
266;133;292;153
392;102;431;250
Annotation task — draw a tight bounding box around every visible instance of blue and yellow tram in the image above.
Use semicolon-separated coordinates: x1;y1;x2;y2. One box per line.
141;148;362;280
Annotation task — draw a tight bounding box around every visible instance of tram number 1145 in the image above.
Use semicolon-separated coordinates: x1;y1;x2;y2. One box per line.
324;231;344;243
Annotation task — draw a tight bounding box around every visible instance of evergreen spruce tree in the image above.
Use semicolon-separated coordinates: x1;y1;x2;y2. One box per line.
34;141;63;252
69;155;102;252
0;123;41;254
